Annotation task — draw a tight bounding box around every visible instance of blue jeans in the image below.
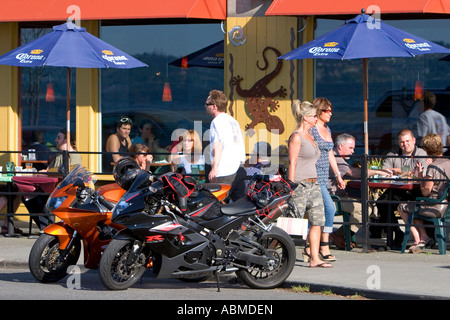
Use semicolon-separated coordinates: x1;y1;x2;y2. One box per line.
320;184;336;233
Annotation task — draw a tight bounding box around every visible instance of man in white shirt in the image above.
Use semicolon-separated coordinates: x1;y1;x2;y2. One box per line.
417;91;450;152
205;89;246;201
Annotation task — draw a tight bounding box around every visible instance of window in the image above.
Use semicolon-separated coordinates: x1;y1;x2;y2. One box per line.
100;23;224;171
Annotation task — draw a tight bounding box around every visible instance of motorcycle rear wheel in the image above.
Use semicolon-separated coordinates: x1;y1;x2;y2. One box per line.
28;233;81;283
99;239;147;290
236;226;296;289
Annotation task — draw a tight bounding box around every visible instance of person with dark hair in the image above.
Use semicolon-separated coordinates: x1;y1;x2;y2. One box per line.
205;89;246;201
417;91;450;152
129;143;153;171
104;116;133;171
41;128;81;172
24;130;51;170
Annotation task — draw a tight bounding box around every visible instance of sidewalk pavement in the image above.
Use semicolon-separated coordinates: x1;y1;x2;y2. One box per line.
1;222;450;300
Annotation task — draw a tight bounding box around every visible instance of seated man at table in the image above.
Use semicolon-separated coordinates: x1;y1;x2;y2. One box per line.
372;128;428;244
41;128;82;174
328;133;393;249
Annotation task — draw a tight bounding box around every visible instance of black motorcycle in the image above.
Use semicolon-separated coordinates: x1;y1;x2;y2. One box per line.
99;168;297;291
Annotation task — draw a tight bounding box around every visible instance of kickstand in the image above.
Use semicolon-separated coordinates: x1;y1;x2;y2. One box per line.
214;270;221;292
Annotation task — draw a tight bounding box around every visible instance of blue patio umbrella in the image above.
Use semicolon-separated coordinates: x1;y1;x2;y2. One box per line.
279;11;449;154
169;40;224;69
0;20;147;144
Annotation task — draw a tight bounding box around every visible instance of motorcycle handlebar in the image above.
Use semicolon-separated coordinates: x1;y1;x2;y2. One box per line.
97;195;115;211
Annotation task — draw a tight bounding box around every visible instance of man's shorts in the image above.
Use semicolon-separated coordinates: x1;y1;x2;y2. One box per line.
292;181;325;226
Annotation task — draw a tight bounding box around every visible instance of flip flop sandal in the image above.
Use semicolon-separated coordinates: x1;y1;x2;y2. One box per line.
309;262;333;268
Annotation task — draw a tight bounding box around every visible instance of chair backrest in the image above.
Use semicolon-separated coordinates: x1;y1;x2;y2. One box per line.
331;194;344;214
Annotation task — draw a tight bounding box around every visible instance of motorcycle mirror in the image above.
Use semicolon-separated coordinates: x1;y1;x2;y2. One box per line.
73;178;85;188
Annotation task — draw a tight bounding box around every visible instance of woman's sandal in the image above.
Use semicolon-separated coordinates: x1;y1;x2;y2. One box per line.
319;241;336;262
302;244;311;263
310;262;333;268
409;238;434;254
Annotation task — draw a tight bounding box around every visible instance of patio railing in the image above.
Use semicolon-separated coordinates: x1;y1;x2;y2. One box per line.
1;149;449;249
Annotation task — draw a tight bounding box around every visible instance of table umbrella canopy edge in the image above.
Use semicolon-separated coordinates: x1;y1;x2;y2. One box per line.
0;22;148;69
279;14;449;61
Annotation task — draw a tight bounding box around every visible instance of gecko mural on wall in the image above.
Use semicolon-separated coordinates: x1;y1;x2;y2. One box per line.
231;46;286;136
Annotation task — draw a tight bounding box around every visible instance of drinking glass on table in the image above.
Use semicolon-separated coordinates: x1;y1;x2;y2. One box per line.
401;165;410;179
6;162;14;176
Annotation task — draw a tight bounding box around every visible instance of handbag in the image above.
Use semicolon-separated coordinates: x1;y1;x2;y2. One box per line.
276;217;308;237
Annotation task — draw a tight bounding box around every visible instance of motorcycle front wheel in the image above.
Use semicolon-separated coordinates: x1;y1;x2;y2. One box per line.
28;233;81;283
99;239;147;290
236;226;296;289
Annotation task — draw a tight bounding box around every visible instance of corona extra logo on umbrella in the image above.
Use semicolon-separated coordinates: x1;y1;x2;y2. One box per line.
308;42;340;56
403;38;432;51
15;49;45;64
101;49;129;65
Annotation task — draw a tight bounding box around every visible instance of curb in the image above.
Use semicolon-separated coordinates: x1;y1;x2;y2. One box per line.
0;259;29;269
283;280;449;300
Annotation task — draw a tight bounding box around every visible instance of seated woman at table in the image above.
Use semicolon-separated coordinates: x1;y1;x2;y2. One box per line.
129;143;153;171
0;187;23;234
170;129;205;179
397;134;450;253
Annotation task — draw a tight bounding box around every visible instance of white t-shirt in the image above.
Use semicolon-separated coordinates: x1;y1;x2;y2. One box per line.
418;109;450;150
177;154;205;174
210;112;245;177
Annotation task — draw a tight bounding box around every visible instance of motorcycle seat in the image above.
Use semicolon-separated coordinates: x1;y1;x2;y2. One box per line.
220;197;257;216
201;183;222;193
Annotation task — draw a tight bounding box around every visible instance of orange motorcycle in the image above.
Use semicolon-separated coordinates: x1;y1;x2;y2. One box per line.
28;165;230;283
28;165;126;282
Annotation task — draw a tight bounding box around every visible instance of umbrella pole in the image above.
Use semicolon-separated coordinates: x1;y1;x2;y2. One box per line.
362;57;370;253
67;67;71;143
64;67;71;174
363;58;368;155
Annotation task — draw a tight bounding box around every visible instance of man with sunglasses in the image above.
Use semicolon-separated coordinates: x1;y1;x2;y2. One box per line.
205;89;246;201
104;116;133;171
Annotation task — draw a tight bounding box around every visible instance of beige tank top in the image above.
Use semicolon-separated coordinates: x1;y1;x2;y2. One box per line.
290;131;320;182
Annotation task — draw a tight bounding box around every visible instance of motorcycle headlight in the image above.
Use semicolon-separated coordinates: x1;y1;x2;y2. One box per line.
112;199;131;220
46;196;68;212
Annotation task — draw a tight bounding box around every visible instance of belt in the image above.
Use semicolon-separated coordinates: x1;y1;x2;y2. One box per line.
301;178;317;183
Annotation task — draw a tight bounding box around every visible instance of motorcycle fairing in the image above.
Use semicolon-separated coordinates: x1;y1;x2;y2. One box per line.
43;222;73;250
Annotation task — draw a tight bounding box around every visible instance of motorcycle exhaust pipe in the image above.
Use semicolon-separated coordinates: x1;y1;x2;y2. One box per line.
261;202;288;224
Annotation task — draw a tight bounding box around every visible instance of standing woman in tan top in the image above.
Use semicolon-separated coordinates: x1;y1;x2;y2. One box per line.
288;100;332;268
